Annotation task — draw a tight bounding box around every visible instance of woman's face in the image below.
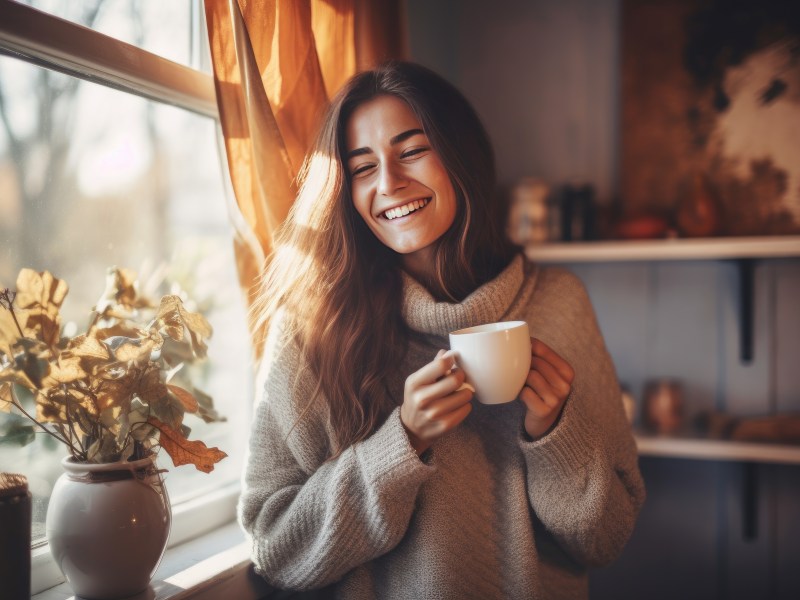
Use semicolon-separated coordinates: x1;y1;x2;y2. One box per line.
345;95;457;276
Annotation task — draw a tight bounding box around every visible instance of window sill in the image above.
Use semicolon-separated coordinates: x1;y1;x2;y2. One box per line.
32;521;276;600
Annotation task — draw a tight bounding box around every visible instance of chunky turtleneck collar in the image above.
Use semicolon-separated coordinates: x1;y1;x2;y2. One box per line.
401;254;530;336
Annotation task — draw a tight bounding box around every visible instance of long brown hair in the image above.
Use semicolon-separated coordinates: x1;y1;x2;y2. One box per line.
254;61;515;458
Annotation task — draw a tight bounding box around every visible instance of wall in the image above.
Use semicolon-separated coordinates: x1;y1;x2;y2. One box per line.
406;1;800;598
408;0;619;203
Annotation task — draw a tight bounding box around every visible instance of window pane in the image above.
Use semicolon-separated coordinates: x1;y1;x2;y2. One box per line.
17;0;210;72
0;55;250;543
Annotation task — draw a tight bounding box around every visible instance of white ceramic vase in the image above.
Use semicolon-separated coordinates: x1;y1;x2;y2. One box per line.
46;454;171;599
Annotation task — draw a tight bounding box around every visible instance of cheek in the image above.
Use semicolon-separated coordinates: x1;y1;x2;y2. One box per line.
437;178;458;223
351;186;371;222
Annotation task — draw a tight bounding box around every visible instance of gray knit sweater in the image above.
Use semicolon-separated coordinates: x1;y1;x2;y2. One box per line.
240;255;646;599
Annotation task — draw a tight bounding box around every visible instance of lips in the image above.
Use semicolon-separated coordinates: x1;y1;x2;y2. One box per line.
381;197;431;220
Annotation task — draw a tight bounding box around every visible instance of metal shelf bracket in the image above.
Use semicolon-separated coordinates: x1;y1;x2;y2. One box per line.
737;259;755;364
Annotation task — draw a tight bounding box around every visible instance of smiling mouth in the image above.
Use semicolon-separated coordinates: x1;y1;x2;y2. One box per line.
382;198;431;220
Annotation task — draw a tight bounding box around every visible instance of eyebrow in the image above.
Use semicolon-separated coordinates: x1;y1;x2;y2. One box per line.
346;128;425;160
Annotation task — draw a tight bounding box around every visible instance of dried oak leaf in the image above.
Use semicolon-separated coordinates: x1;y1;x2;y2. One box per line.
14;270;68;348
136;366;168;405
167;384;199;413
0;304;20;357
103;335;159;364
64;335;110;368
14;270;69;309
151;394;184;431
156;296;212;358
41;354;87;386
94;375;137;414
11;338;50;389
36;390;69;423
0;368;38;394
0;382;13;412
148;417;227;473
192;387;225;423
94;267;151;318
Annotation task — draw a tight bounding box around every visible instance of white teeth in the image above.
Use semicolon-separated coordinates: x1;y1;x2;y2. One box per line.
383;198;430;220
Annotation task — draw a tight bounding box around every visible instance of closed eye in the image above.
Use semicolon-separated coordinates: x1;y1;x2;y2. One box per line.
401;147;429;159
351;163;375;177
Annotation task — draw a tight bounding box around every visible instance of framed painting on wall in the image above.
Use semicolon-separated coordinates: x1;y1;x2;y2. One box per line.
621;0;800;237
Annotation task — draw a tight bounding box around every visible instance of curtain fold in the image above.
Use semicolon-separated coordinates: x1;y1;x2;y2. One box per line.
204;0;406;359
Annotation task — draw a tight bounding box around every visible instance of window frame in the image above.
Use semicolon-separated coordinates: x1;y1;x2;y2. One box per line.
0;1;243;595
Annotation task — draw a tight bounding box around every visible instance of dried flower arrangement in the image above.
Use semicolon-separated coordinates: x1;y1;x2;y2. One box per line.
0;268;226;472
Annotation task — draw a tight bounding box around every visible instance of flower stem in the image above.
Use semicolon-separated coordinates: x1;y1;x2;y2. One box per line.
7;385;76;451
0;289;25;337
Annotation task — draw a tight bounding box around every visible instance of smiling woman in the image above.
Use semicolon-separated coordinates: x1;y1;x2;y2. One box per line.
243;61;645;599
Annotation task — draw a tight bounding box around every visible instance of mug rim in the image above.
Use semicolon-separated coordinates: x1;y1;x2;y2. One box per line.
450;320;528;337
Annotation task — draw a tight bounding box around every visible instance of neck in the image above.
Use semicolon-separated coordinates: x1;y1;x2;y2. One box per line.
402;248;452;302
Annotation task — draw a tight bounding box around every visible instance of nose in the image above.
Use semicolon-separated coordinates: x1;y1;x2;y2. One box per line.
377;162;408;196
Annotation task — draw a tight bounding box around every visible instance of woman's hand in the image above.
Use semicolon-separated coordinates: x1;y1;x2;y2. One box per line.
400;350;474;455
520;338;575;440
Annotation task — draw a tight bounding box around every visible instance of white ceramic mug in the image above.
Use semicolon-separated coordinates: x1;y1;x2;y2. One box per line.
449;320;531;405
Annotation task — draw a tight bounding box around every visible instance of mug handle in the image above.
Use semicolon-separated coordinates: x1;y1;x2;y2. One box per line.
446;350;475;393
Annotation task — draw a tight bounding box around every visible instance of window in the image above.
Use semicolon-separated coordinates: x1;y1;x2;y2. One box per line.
23;0;205;70
0;1;250;593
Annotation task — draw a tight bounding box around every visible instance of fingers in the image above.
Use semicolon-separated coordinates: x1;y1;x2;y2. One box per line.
407;349;458;389
531;338;575;384
417;368;468;408
400;350;475;454
524;370;561;408
519;384;552;417
531;357;572;398
426;385;473;418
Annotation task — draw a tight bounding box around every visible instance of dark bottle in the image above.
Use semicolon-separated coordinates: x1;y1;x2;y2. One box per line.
0;473;31;600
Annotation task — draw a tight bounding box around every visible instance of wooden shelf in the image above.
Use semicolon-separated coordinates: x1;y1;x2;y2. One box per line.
634;433;800;465
525;235;800;263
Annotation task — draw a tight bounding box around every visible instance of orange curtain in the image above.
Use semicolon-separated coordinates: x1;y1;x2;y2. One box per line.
204;0;406;360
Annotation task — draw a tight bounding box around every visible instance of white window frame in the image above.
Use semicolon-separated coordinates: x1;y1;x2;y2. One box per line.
0;1;243;594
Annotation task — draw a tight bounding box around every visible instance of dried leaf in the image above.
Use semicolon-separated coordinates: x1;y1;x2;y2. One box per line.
95;377;135;414
11;340;50;389
14;269;69;310
151;394;184;430
86;431;122;463
156;296;212;357
0;382;13;412
193;388;226;423
167;384;198;413
65;335;110;364
0;412;36;447
103;335;157;363
14;270;68;347
99;406;121;429
159;338;194;367
36;390;68;423
136;367;167;407
149;417;227;473
94;267;150;317
42;354;87;386
24;313;61;348
0;368;37;392
127;398;154;444
0;306;20;357
71;404;97;437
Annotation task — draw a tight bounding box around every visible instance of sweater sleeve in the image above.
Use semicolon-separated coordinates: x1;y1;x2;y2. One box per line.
239;327;435;591
518;268;646;568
